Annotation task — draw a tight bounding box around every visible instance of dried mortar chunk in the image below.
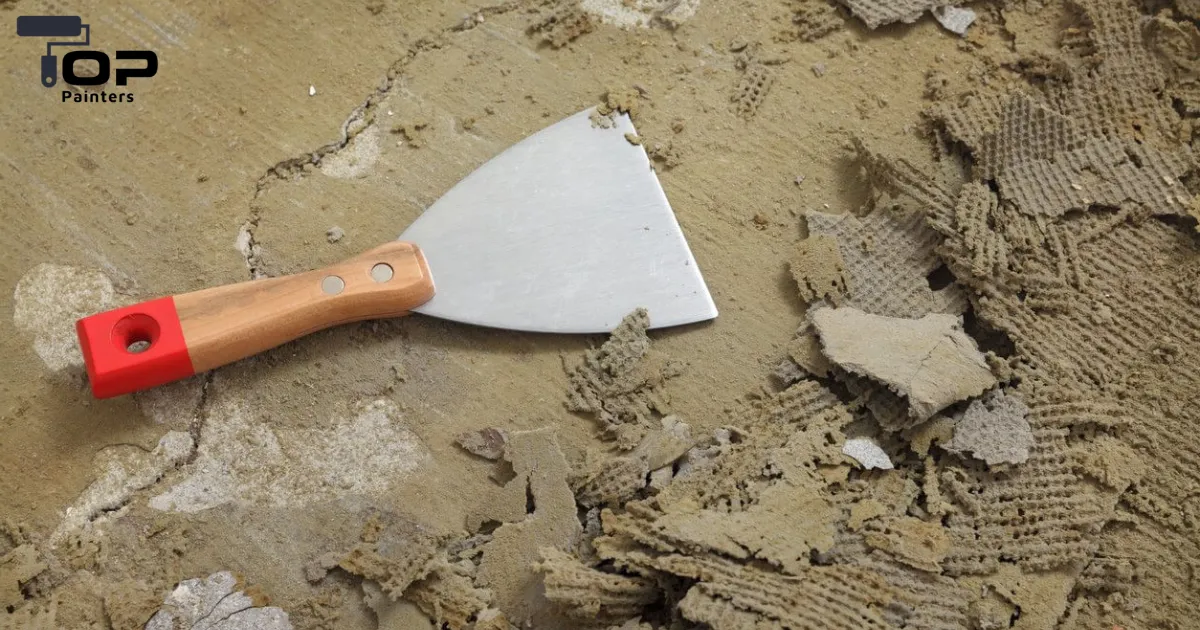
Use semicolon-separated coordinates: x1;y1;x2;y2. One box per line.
792;0;844;42
565;309;682;448
597;86;641;118
528;2;596;48
810;306;997;420
944;390;1034;466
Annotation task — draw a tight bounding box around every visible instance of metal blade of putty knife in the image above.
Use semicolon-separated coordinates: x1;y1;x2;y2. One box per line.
399;107;717;333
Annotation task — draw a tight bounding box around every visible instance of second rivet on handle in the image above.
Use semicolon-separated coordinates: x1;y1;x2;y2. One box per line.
371;263;394;283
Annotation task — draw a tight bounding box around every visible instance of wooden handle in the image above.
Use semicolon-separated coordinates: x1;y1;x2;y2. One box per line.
75;241;435;398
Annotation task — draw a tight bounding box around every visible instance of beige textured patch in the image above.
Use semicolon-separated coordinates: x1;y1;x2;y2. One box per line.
811;306;997;420
862;516;951;572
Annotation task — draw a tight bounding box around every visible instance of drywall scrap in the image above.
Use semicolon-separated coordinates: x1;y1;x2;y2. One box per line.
804;210;967;319
931;5;975;35
938;94;1196;220
834;0;973;30
785;207;972;429
842;437;894;470
307;512;491;629
308;429;581;629
144;571;292;630
474;428;583;624
572;415;693;509
831;1;1200;615
566;308;684;448
811;306;997;420
944;390;1033;465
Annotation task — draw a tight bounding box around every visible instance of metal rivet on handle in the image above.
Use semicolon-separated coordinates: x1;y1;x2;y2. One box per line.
370;263;393;283
321;275;345;295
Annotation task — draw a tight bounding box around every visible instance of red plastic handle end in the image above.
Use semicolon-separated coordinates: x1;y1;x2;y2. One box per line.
75;297;196;399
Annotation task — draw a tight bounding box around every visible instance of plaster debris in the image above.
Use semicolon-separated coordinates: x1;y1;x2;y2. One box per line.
944;390;1034;466
932;5;975;35
474;428;582;625
150;395;427;513
842;437;894;470
566;308;683;449
580;0;700;29
362;581;435;630
835;0;940;28
309;85;316;96
52;431;194;544
811;306;997;420
862;516;951;572
1;544;46;611
804;209;967;318
145;571;292;630
13;263;117;372
455;428;508;460
325;226;345;243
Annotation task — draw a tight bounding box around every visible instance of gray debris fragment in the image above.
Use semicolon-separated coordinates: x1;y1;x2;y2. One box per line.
326;226;345;243
144;571;292;630
13;263;117;372
932;5;975;36
944;391;1034;466
842;437;894;470
456;428;509;460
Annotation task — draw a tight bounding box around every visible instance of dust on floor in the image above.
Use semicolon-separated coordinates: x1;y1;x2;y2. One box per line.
2;0;1199;628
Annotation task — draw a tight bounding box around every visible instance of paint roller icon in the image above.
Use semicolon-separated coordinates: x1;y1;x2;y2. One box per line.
16;15;91;88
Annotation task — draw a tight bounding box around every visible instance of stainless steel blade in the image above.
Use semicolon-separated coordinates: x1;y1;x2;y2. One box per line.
398;107;717;333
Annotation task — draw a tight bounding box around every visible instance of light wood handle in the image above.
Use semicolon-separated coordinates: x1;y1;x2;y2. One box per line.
75;241;435;398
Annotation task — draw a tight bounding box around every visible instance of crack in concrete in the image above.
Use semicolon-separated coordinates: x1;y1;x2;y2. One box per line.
237;1;524;280
193;588;250;628
185;372;215;466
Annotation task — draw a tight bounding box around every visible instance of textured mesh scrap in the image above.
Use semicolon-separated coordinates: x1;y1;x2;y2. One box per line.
834;0;939;29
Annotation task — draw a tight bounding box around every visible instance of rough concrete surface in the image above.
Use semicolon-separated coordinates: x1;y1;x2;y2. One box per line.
3;0;1199;629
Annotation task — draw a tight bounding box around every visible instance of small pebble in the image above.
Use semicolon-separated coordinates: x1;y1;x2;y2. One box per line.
326;226;344;244
309;85;317;96
812;63;826;78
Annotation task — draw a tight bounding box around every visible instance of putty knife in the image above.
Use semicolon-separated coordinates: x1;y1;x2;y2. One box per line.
75;108;718;399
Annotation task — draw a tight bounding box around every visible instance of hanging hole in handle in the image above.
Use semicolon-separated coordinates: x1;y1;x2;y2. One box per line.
110;313;162;354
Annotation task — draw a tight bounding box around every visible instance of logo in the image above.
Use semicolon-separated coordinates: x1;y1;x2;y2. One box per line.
16;15;158;103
